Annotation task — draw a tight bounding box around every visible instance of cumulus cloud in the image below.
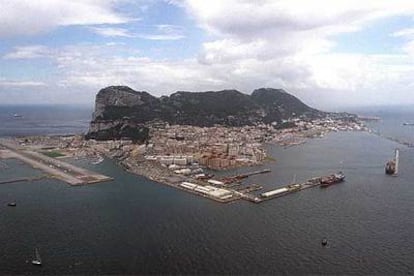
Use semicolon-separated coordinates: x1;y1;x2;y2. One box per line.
3;1;414;107
175;0;414;106
0;0;131;37
183;0;414;37
46;43;313;97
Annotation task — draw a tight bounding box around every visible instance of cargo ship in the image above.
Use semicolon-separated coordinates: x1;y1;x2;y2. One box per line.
320;172;345;188
385;160;396;175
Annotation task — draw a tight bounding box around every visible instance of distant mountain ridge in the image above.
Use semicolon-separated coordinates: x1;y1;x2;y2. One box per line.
86;86;327;141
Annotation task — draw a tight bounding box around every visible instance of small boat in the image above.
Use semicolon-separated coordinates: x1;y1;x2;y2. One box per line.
31;248;42;266
13;113;23;118
7;202;16;207
91;155;104;165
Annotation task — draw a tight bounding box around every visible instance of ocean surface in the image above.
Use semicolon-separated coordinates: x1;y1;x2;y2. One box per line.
0;105;414;274
0;105;92;137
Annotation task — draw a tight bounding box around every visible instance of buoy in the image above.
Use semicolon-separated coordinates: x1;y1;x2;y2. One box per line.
321;238;328;246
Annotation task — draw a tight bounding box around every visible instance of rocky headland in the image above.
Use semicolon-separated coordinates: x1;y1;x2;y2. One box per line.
86;86;337;141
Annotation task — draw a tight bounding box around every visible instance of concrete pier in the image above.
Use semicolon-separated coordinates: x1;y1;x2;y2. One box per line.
243;174;339;203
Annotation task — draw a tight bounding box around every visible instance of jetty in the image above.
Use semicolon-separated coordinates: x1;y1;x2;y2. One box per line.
250;178;320;203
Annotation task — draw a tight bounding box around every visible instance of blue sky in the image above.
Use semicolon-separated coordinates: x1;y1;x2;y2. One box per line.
1;0;414;108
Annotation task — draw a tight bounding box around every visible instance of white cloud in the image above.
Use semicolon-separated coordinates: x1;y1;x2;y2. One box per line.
391;28;414;38
135;24;185;40
0;80;47;87
3;45;52;59
4;41;414;108
4;1;414;107
182;0;414;38
0;0;131;37
90;27;135;37
172;0;414;106
89;24;185;40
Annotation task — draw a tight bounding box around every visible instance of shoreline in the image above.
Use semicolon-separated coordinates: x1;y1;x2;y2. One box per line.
0;117;371;203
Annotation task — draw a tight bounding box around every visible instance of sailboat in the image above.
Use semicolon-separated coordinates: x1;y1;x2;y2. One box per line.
31;248;42;266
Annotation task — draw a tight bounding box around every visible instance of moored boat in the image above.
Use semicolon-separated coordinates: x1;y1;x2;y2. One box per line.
385;160;396;175
385;149;399;175
320;172;345;188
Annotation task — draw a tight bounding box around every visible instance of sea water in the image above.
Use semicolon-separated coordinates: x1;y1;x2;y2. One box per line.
0;105;413;274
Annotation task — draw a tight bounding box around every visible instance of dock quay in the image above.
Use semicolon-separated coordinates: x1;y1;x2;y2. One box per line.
0;139;113;186
174;171;342;204
137;168;342;204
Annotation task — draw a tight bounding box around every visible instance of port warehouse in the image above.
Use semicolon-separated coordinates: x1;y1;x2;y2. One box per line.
180;182;233;200
261;187;290;197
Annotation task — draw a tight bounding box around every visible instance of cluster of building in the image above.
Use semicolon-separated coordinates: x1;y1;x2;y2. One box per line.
142;116;366;170
268;117;368;146
145;125;268;170
14;115;367;180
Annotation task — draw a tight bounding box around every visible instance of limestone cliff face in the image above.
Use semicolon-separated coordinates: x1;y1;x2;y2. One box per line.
92;86;156;120
86;86;152;142
86;86;325;141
